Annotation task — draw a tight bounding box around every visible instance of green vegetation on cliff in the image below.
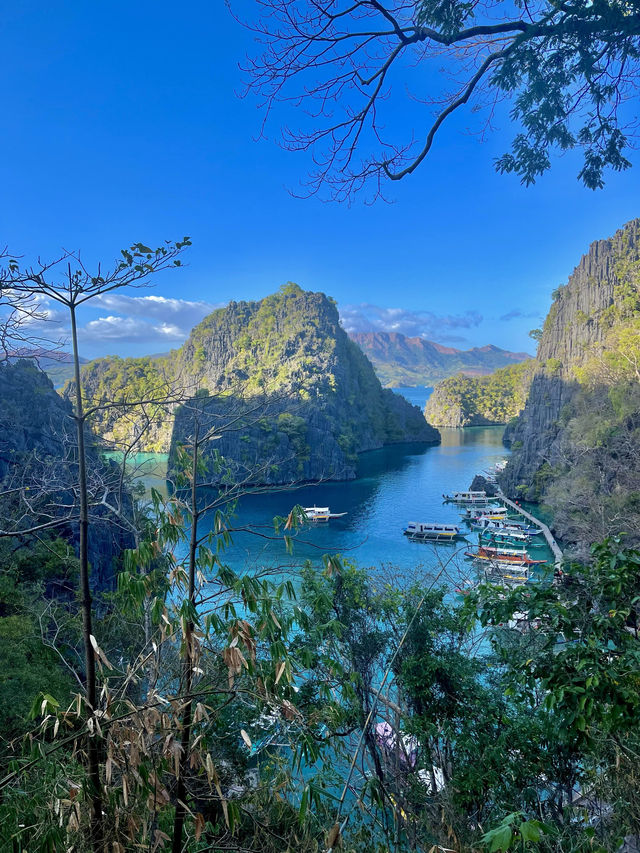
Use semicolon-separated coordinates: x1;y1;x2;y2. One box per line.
502;218;640;549
76;284;440;483
74;353;176;452
425;360;535;428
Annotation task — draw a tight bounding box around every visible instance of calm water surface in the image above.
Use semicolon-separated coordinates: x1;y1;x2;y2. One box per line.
205;426;511;580
114;395;551;581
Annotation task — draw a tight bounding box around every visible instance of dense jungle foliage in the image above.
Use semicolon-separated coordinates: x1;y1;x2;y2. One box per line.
2;483;640;853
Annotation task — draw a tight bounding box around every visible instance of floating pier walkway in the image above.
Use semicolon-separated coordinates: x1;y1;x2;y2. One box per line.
497;490;563;568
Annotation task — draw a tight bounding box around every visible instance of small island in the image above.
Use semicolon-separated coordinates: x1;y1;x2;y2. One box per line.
424;360;535;428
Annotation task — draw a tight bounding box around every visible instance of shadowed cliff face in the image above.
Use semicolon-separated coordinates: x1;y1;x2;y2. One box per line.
500;218;640;548
0;361;132;590
169;286;440;485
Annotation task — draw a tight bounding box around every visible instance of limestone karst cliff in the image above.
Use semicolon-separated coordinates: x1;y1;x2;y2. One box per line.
76;284;440;484
500;218;640;548
0;361;133;589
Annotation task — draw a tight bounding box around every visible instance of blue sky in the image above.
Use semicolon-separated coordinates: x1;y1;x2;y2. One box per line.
2;1;639;359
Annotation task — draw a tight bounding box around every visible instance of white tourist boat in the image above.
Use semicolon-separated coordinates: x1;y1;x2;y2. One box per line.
464;506;510;522
484;564;532;585
480;528;533;545
404;522;466;542
302;506;347;522
470;517;542;537
443;490;489;504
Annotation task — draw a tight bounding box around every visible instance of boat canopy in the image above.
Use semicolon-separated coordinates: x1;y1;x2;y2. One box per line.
406;522;460;534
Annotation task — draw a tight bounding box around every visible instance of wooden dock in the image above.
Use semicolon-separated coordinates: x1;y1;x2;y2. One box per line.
497;490;563;567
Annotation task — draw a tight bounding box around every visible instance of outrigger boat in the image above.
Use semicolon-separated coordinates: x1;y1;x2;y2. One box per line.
443;490;489;504
470;517;542;537
482;564;532;585
404;522;466;542
465;546;547;566
461;503;507;517
480;529;539;546
464;507;511;523
302;506;347;522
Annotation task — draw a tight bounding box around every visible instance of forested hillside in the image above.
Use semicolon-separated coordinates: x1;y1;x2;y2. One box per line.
501;218;640;549
424;360;535;427
350;331;530;386
75;284;440;483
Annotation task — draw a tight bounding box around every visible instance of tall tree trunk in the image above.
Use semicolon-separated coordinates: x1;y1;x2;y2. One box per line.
70;303;103;849
172;424;199;853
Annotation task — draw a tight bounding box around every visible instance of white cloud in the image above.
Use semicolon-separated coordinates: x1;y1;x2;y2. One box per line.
77;294;219;344
340;303;483;340
1;292;220;351
93;293;216;325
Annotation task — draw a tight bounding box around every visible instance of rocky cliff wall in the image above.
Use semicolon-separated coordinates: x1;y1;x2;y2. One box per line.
500;218;640;546
169;285;440;484
0;361;133;589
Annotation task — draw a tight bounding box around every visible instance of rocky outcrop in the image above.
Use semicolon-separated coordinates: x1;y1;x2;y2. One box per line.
0;361;132;589
470;474;498;497
502;220;640;493
499;219;640;546
169;285;440;484
76;354;175;452
425;361;534;428
78;285;440;485
350;331;531;387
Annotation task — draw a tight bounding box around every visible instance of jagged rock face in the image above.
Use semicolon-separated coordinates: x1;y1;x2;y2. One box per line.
500;219;640;504
470;474;497;497
170;285;440;484
0;361;132;590
350;331;531;387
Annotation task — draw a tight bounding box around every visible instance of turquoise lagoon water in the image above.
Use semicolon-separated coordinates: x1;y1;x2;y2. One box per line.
187;426;517;585
110;389;552;583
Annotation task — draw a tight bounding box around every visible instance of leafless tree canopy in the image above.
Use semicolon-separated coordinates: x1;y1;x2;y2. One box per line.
241;0;640;201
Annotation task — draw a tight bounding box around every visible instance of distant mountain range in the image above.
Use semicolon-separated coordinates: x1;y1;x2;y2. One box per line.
349;332;532;387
